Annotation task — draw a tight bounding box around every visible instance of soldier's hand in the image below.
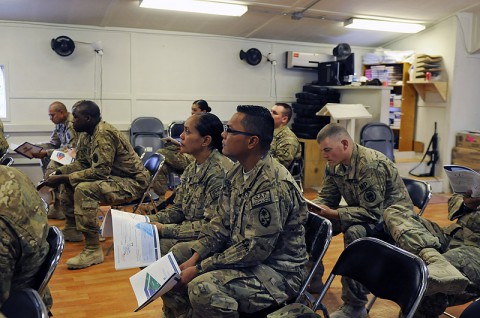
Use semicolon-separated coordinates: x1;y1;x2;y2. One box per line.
150;222;163;232
31;150;47;159
180;253;200;271
44;174;69;188
176;266;198;288
463;190;480;210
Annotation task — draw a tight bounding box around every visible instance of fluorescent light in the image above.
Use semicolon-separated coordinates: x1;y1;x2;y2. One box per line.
344;18;425;33
139;0;248;16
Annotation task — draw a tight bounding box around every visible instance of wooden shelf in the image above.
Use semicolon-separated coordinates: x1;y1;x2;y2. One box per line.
407;81;448;101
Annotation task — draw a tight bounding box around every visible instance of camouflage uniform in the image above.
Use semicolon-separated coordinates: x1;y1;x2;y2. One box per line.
385;194;480;318
0;166;50;308
313;144;413;307
148;149;233;255
164;155;309;318
153;141;195;196
270;126;302;168
0;120;8;158
267;303;320;318
57;121;149;238
37;112;77;175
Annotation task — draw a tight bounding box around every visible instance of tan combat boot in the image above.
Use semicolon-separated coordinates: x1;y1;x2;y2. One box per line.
66;232;104;269
420;248;469;295
47;205;66;220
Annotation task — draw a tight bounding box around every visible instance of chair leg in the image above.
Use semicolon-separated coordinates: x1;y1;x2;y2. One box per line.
442;312;456;318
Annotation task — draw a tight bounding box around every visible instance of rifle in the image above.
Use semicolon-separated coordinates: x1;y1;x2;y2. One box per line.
409;122;439;177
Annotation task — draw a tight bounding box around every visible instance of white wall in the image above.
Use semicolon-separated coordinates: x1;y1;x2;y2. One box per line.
0;21;373;181
386;15;480;191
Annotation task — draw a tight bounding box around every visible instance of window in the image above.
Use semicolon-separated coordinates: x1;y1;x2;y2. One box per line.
0;65;6;118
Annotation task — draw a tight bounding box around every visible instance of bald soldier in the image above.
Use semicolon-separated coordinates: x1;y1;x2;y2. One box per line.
32;101;78;220
310;123;415;318
44;100;149;270
270;103;301;168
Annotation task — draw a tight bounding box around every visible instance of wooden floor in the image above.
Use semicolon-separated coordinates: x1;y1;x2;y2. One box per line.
47;190;471;317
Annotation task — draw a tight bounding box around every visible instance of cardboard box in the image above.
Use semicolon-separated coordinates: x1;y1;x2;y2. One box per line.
456;131;480;149
452;147;480;172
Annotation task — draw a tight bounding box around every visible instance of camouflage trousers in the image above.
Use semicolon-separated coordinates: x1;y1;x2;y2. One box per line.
385;206;480;318
266;303;320;318
153;144;194;196
59;177;145;235
45;160;63;213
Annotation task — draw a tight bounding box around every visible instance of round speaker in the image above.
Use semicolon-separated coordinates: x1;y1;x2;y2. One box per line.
239;48;262;66
51;36;75;57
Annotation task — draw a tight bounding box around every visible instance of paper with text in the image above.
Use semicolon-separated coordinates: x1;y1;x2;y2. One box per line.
444;165;480;197
101;209;161;270
51;150;75;165
130;252;181;311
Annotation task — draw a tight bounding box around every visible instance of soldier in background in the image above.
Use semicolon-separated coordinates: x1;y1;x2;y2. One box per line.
43;100;149;270
0;166;51;309
164;105;309;317
152;99;211;201
148;112;233;256
385;193;476;318
0;119;9;158
309;123;415;318
31;101;78;220
270;102;302;168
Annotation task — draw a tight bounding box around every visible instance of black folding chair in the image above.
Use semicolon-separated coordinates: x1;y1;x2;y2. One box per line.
314;237;428;318
459;298;480;318
33;226;65;298
0;288;48;318
402;176;432;216
289;158;304;193
130;117;165;162
360;122;395;162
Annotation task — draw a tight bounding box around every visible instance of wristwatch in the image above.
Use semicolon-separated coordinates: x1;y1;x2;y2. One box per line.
195;263;202;274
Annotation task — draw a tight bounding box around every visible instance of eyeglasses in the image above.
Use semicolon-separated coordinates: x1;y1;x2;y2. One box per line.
223;124;257;136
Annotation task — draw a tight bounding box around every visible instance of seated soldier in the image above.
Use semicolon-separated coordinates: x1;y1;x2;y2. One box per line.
44;100;150;269
162;105;309;317
270;102;302;168
0;166;51;310
148;112;233;256
385;192;475;318
152;99;212;203
309;123;415;318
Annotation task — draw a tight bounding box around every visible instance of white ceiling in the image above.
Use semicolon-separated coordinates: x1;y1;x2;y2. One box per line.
0;0;479;47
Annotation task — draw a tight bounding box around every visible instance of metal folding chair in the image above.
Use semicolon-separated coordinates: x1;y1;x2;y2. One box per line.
360;122;395;162
0;288;48;318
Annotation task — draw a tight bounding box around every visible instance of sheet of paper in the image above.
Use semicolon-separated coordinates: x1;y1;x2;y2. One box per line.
444;165;480;197
129;252;181;311
51;149;75;165
101;209;161;270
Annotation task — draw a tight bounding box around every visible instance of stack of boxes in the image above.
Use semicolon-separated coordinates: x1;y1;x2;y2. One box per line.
453;131;480;171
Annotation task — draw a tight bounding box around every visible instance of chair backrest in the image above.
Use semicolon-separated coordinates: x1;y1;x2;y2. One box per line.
33;226;65;297
460;298;480;318
134;145;147;160
295;213;332;304
0;288;48;318
168;121;185;139
1;156;14;166
360;122;395;162
314;237;428;318
289;158;304;192
402;177;432;216
130;117;165;161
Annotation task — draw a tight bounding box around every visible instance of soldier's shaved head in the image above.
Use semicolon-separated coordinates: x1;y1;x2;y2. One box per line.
317;123;352;144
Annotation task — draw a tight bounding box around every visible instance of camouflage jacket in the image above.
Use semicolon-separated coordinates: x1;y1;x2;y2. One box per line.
193;155;308;274
149;149;233;240
270;126;302;168
446;194;480;249
57;121;149;190
314;144;412;232
39;112;78;156
0;120;8;156
0;166;49;306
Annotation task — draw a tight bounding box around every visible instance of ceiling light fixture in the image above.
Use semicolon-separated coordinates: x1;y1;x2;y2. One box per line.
139;0;248;16
344;18;425;33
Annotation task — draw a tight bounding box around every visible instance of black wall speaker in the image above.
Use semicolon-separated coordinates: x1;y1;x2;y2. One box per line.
239;48;262;66
51;36;75;57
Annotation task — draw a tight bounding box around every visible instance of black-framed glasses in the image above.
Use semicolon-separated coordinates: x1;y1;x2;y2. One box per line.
223;124;257;137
